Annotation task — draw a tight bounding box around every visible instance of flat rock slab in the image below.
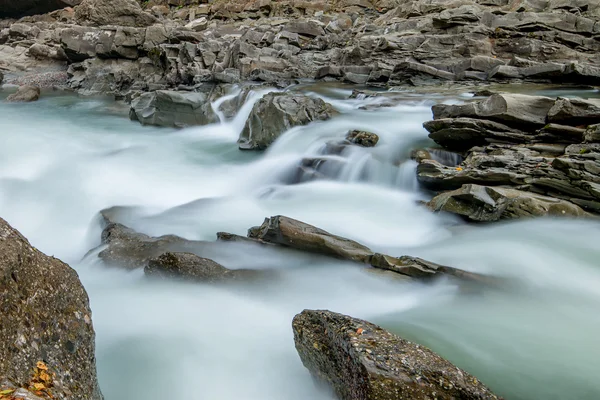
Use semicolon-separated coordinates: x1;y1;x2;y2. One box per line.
293;309;500;400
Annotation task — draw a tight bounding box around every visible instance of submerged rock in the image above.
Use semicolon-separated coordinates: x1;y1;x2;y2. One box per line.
238;93;338;150
145;252;264;283
0;217;102;400
249;216;373;263
345;130;379;147
428;184;590;222
292;309;500;400
129;90;218;128
6;86;40;102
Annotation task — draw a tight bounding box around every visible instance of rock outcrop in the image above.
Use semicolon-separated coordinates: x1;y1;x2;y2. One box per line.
0;217;102;400
6;86;41;102
293;309;500;400
345;130;379;147
420;93;600;215
1;0;600;96
129;90;218;128
428;184;591;222
238;93;338;150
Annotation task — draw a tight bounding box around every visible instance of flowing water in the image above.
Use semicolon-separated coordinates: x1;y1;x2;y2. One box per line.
0;84;599;400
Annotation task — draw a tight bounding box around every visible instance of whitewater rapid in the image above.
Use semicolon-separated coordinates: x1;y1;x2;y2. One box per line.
0;85;599;400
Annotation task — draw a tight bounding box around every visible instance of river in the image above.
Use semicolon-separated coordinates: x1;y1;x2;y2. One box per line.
0;84;599;400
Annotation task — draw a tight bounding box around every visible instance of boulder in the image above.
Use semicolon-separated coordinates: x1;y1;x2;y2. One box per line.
248;216;373;263
238;93;338;150
432;94;556;128
185;17;208;32
145;252;264;283
0;217;102;400
97;221;212;269
292;310;500;400
428;184;590;222
0;0;80;18
6;86;40;102
74;0;156;27
345;130;379;147
390;61;456;85
547;97;600;126
129;90;218;128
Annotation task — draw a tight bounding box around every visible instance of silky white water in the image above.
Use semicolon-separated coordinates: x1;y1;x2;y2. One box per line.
0;86;599;400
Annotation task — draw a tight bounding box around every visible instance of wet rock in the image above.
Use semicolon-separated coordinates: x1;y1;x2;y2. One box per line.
6;86;40;102
0;0;80;18
547;97;600;126
98;222;211;269
370;253;496;284
0;217;102;400
249;216;373;263
292;309;500;400
390;61;456;86
428;184;590;222
129;90;218;128
238;93;338;150
75;0;156;27
145;252;264;283
345;130;379;147
432;94;556;128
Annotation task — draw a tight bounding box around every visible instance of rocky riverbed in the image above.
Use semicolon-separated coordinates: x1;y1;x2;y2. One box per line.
1;0;600;399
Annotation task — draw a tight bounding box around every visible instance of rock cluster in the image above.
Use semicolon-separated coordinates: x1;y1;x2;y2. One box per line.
1;0;599;95
419;93;600;220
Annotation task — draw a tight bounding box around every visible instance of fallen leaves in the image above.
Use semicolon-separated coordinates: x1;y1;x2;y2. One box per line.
28;361;55;398
0;389;15;398
356;328;364;335
455;167;463;171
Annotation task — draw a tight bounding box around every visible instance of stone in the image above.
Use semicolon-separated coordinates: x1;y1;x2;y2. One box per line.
283;20;325;37
547;97;600;126
585;124;600;143
390;61;456;85
238;93;338;150
129;90;218;128
145;252;264;283
428;184;590;221
345;130;379;147
0;0;81;18
75;0;156;27
185;17;208;32
6;86;40;102
432;94;556;128
248;216;373;263
97;221;213;269
292;310;500;400
0;217;102;400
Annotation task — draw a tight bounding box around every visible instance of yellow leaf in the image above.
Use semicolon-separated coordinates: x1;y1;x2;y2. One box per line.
456;167;463;171
356;328;364;335
0;389;15;395
36;361;48;371
32;383;46;391
39;371;51;383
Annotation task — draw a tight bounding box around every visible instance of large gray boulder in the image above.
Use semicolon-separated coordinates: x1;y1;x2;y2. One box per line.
6;86;41;102
428;184;590;222
547;97;600;126
293;310;500;400
74;0;156;27
129;90;218;128
238;93;338;150
0;0;80;18
0;217;102;400
432;94;556;128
